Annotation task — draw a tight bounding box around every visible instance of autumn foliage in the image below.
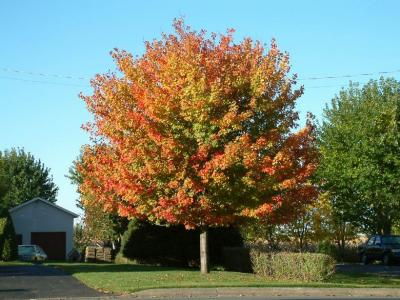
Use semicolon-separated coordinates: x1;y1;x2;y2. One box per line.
78;20;317;230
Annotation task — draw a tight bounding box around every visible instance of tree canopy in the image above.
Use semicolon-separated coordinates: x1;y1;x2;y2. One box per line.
78;20;317;228
317;78;400;234
77;20;318;272
0;148;58;214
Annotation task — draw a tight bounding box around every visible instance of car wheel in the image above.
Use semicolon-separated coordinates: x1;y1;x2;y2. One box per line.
383;254;391;266
362;254;369;265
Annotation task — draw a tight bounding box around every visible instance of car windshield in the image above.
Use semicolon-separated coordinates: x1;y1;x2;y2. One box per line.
36;246;46;255
18;246;35;255
382;236;400;245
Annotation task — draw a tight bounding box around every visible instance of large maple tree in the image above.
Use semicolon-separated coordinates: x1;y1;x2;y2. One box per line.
78;20;318;273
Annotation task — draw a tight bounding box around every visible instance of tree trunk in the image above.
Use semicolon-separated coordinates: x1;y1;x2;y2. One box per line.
200;228;209;274
340;222;345;253
383;219;392;235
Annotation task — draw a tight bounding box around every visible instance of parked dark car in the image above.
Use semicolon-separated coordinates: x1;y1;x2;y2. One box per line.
358;235;400;265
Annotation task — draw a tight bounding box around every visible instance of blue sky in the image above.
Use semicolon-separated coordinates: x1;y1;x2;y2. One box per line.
1;0;399;216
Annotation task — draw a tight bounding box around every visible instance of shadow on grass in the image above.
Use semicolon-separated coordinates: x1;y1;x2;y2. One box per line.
0;289;29;293
46;263;194;275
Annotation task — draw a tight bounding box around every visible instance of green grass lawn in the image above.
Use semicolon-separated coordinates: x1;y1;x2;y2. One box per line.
45;263;400;294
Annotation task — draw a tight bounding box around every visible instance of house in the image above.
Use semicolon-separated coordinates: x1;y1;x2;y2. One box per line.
9;197;79;260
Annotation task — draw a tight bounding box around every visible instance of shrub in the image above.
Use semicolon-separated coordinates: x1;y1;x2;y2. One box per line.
250;250;335;282
0;213;17;261
317;240;338;259
119;219;243;267
115;252;133;264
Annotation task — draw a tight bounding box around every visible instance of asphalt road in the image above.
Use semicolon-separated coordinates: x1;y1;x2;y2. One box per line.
0;264;103;299
1;263;400;299
153;298;400;300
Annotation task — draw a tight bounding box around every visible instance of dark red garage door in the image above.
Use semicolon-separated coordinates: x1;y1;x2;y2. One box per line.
31;232;66;260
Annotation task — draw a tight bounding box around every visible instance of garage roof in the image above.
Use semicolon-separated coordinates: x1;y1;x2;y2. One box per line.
9;197;79;218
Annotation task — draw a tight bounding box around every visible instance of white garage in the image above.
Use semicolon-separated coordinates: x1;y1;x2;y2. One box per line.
9;197;79;260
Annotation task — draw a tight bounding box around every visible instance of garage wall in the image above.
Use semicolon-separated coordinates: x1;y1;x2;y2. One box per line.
10;200;75;259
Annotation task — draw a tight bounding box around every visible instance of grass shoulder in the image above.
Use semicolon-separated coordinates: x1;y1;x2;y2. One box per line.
45;262;400;294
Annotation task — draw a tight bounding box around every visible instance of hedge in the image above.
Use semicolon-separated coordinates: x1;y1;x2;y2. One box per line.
119;219;243;267
0;212;17;261
250;250;335;282
222;247;252;272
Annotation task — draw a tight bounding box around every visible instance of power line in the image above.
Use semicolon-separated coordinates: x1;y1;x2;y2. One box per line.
297;69;400;81
0;74;361;90
0;66;399;90
0;75;386;90
306;82;364;89
2;66;400;82
0;68;89;81
0;76;90;88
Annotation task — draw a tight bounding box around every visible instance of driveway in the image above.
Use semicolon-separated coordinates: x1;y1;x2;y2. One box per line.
336;263;400;276
0;264;103;299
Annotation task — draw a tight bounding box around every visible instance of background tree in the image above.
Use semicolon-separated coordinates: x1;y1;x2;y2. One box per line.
77;20;318;273
68;157;128;251
317;78;400;235
0;211;18;261
240;221;283;250
241;192;358;254
73;222;86;254
310;192;358;253
0;165;8;202
0;148;58;214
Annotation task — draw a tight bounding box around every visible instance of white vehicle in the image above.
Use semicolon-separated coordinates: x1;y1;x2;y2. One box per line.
18;245;48;261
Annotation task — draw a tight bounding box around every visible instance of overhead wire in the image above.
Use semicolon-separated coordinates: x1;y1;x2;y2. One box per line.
0;67;399;89
297;69;400;81
0;75;90;88
1;67;89;81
